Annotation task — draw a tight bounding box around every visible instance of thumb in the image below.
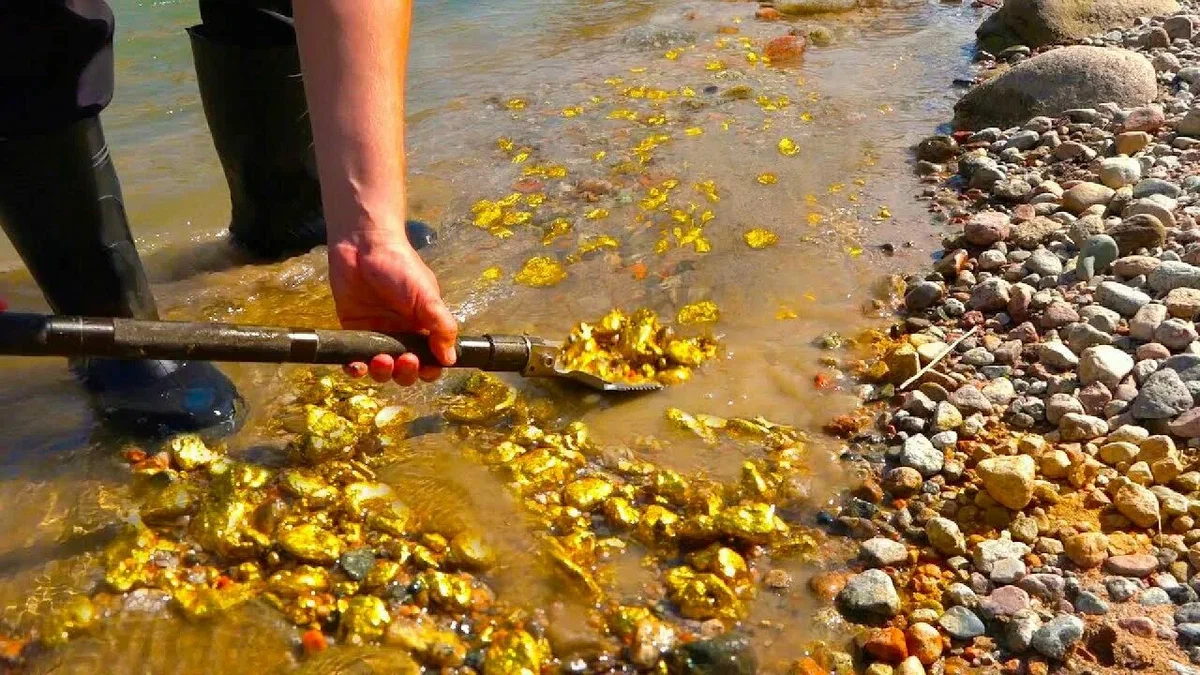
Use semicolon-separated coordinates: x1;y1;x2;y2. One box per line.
423;299;459;366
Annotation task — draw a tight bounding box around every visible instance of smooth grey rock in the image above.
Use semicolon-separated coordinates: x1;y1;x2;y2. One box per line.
939;606;986;640
1031;615;1085;660
1131;369;1194;419
836;569;901;617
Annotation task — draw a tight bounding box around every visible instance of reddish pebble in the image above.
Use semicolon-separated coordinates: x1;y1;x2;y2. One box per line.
755;7;782;20
1119;616;1156;637
122;447;147;464
301;629;328;655
1123;105;1165;133
906;622;943;665
764;35;807;62
214;575;233;590
864;626;908;663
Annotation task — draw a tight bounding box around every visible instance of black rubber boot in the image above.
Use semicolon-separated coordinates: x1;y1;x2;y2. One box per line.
0;117;244;438
188;24;325;260
188;23;437;257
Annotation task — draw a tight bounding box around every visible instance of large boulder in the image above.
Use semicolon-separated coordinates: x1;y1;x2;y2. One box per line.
954;47;1156;130
776;0;859;15
977;0;1180;50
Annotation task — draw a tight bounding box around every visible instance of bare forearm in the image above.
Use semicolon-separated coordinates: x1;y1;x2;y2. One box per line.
293;0;412;247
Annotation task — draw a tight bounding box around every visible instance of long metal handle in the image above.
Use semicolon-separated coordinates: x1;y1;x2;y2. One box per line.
0;313;532;371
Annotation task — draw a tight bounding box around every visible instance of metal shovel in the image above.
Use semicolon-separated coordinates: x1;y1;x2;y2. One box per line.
0;313;661;393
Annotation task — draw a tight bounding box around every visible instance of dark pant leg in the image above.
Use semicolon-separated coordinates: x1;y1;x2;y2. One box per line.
0;1;115;138
197;0;295;45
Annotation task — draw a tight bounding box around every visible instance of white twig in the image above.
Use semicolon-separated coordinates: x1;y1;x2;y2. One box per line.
898;325;980;391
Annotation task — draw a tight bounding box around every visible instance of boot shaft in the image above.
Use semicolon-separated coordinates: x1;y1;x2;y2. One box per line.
0;116;158;319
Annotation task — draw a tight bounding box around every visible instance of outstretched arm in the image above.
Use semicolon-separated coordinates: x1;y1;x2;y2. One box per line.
293;0;457;386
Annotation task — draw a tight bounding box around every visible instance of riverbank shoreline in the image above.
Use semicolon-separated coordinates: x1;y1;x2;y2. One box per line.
811;0;1200;672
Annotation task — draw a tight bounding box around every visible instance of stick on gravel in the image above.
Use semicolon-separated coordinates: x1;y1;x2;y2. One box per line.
898;325;980;391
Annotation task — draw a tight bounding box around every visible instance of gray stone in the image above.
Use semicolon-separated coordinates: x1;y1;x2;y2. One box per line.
949;386;994;416
1131;303;1169;341
974;536;1031;575
990;558;1028;585
900;434;944;477
1059;412;1109;440
1078;235;1120;278
1039;341;1080;369
1133;178;1183;199
1131;369;1194;419
1031;615;1085;660
1149;261;1200;294
975;0;1181;49
1079;345;1135;389
1099;156;1142;189
1025;249;1064;276
836;569;901;617
1106;577;1141;602
971;277;1012;311
1065;322;1113;353
1095;281;1152;317
860;538;908;568
1140;587;1171;606
939;606;985;640
1007;610;1041;653
955;47;1157;129
1074;590;1110;614
906;281;945;311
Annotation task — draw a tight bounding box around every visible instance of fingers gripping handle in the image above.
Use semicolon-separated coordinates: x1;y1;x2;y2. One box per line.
0;314;532;372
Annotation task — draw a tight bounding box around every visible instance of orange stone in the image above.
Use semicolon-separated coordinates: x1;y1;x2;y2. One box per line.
764;35;807;63
791;657;825;675
905;622;943;666
755;7;782;20
807;570;850;602
865;627;908;664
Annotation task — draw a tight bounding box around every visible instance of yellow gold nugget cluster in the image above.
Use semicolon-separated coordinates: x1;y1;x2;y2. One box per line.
29;364;825;671
557;308;718;386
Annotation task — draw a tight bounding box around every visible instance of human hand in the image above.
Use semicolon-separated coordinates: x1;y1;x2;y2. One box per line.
328;231;457;385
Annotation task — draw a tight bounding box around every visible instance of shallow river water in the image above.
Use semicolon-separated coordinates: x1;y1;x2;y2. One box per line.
0;0;984;671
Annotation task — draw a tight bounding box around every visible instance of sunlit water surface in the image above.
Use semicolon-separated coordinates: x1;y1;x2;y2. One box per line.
0;0;982;671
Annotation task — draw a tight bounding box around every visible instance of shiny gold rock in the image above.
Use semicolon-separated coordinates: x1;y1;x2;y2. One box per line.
268;565;331;596
419;570;475;612
343;481;396;516
140;479;200;522
715;503;788;544
364;559;402;590
299;404;360;464
191;494;270;559
603;497;641;529
278;523;343;564
280;470;338;506
664;567;743;620
339;595;391;644
341;393;382;426
563;477;615;511
447;531;495;570
483;629;547;675
167;434;221;471
386;616;468;668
